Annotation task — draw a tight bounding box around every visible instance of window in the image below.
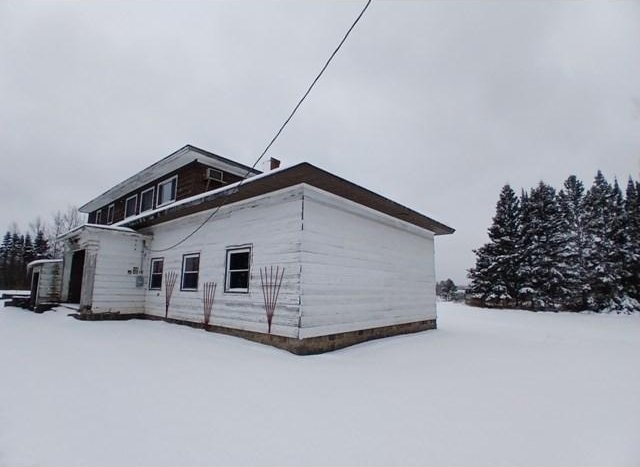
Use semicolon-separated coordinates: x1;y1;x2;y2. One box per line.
149;258;164;290
95;209;102;224
206;168;224;182
181;253;200;291
225;247;251;292
157;176;177;207
125;194;138;218
140;187;155;213
107;204;114;224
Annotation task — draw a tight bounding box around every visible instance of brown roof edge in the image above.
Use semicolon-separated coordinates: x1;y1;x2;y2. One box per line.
125;162;455;236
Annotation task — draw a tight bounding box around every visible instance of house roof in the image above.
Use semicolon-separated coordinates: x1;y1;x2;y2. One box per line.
118;162;455;236
79;145;262;213
26;259;63;270
57;223;146;241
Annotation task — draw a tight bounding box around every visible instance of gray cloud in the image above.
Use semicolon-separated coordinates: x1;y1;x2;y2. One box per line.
1;0;639;283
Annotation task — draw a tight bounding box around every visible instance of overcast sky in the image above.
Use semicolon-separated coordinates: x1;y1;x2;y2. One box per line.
1;0;639;283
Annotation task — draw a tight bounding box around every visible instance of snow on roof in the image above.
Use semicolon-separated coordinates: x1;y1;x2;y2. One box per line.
27;259;63;269
57;223;141;240
113;162;291;227
114;162;455;236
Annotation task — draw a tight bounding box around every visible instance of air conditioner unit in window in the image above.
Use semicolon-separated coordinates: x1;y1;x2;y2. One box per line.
206;168;224;182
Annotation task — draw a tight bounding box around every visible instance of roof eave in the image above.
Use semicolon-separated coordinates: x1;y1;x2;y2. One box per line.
119;163;455;236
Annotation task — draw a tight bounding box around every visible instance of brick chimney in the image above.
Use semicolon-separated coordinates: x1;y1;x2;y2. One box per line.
270;158;281;170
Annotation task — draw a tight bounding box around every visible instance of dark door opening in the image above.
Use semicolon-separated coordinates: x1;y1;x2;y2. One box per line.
68;250;85;303
30;271;40;308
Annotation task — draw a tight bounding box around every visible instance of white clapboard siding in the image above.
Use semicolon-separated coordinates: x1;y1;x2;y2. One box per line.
90;231;146;314
32;261;63;305
299;185;436;338
140;186;304;338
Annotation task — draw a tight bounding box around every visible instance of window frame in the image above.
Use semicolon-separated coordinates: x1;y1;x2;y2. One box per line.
95;209;102;224
149;257;164;290
156;175;178;208
106;204;115;225
124;194;138;218
139;186;155;213
224;246;252;294
207;168;224;182
180;253;200;291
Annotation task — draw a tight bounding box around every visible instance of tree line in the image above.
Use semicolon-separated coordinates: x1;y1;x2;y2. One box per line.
0;207;85;290
468;171;639;312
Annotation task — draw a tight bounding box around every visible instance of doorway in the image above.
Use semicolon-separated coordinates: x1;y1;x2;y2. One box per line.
30;271;40;308
68;250;85;303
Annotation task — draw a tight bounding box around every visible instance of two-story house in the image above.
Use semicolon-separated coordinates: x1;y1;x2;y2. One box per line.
50;144;454;354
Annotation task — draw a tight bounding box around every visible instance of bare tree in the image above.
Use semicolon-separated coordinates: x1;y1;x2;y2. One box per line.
49;206;86;258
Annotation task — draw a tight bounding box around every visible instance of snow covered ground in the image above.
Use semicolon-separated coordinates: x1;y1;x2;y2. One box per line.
1;300;639;467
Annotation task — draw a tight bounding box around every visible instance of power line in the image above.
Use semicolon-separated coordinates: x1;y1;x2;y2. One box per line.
149;0;372;253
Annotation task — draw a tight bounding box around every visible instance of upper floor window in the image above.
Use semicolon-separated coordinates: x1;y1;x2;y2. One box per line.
95;209;102;224
157;176;177;207
140;187;155;213
125;194;138;218
225;247;251;293
206;168;224;182
107;204;114;224
149;258;164;290
181;253;200;291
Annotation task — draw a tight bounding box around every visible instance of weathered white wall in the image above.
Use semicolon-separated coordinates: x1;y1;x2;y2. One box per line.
32;261;62;306
140;186;304;338
299;185;436;338
90;231;146;314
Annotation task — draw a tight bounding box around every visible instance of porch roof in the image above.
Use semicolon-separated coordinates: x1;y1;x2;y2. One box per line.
57;223;149;241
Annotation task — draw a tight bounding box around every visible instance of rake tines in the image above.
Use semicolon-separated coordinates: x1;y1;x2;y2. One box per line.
203;281;217;326
260;265;285;334
164;270;178;319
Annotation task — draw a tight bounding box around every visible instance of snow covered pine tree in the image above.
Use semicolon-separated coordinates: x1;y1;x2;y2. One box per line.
468;184;521;307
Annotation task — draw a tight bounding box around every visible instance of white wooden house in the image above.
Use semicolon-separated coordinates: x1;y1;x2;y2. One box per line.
58;145;454;353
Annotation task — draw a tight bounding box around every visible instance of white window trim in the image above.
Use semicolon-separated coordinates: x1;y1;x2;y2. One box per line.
225;247;252;293
95;209;102;224
140;186;155;213
181;253;200;291
149;257;164;290
156;175;178;208
207;168;224;182
124;194;138;218
106;204;115;225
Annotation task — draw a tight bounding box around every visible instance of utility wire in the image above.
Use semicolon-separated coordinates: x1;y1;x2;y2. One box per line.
149;0;372;253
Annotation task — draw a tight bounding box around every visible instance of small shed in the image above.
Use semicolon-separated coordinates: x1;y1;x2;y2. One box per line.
27;259;63;311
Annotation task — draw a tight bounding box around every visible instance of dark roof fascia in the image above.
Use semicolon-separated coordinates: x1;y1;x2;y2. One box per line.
123;163;455;236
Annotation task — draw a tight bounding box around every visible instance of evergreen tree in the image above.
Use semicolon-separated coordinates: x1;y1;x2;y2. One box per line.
517;182;566;310
437;279;458;301
624;178;640;301
7;232;22;289
33;229;50;260
582;171;626;311
20;233;35;287
557;175;588;310
468;184;521;306
0;231;10;289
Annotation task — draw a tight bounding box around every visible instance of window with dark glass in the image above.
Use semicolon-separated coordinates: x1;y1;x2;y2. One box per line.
140;187;155;213
157;176;177;207
125;195;138;218
181;253;200;291
149;258;164;289
95;209;102;224
107;204;114;224
225;247;251;292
